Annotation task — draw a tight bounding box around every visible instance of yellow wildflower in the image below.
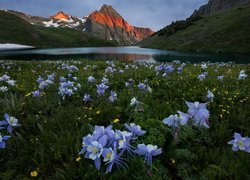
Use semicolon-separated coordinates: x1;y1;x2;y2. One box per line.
25;93;31;97
76;157;81;162
96;111;101;115
113;118;120;123
30;171;38;177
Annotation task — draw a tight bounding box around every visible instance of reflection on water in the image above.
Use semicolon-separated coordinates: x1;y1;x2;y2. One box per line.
0;46;249;63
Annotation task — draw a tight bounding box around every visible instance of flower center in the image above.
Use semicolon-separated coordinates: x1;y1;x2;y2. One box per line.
237;141;244;147
106;152;112;159
92;147;98;153
9;117;15;125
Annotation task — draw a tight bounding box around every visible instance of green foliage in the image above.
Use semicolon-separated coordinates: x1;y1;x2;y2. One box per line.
157;16;203;37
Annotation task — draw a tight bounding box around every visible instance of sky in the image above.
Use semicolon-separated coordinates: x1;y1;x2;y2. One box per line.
0;0;208;31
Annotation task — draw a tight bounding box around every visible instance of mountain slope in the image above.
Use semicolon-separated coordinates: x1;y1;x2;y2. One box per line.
0;11;117;48
84;4;154;44
139;6;250;54
191;0;250;17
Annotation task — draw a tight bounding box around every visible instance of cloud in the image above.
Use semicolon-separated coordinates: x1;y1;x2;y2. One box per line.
0;0;208;31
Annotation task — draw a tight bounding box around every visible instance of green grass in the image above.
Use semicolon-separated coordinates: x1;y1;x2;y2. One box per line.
0;11;117;48
0;60;249;179
140;6;250;54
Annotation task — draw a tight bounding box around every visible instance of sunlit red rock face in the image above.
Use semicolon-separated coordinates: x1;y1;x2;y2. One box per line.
85;4;154;44
52;11;70;21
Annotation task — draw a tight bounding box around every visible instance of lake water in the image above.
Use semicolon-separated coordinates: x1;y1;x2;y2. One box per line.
0;46;249;63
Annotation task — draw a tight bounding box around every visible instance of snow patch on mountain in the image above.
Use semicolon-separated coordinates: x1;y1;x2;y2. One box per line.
43;20;59;27
0;43;34;50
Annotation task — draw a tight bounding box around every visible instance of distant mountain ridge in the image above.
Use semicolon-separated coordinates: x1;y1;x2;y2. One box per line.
191;0;250;17
3;4;154;45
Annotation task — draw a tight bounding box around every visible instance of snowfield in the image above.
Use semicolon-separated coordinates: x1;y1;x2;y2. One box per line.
0;43;34;50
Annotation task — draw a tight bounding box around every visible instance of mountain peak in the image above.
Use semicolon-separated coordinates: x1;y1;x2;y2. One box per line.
99;4;121;18
52;11;70;21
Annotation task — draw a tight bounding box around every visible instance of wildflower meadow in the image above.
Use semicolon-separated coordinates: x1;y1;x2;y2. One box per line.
0;60;249;179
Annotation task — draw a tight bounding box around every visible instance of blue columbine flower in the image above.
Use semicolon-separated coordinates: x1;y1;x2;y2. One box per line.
177;66;183;73
135;144;162;168
238;70;248;80
162;114;182;129
177;111;191;125
102;148;115;163
105;67;115;74
87;76;95;83
6;80;16;86
36;76;44;83
47;73;55;81
0;133;11;149
198;73;207;81
114;130;134;154
130;97;140;106
96;83;109;96
0;74;10;81
59;76;67;82
83;93;93;102
101;77;109;84
228;132;250;153
138;82;146;90
31;90;41;97
125;123;146;137
85;135;107;170
0;114;20;133
207;90;214;102
102;144;127;174
0;86;8;92
186;101;210;128
108;91;117;103
201;64;208;69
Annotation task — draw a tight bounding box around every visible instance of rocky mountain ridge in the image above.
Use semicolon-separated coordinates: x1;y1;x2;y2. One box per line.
191;0;250;17
3;5;154;45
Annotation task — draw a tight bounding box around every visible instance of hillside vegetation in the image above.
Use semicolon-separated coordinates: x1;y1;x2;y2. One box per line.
139;6;250;54
0;11;117;48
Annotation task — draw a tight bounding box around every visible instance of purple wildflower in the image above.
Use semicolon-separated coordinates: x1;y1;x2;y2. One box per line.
186;101;210;128
108;91;117;103
138;82;146;90
135;144;162;168
0;113;20;133
228;132;250;153
96;83;109;96
207;90;214;102
162;114;182;129
87;76;95;83
31;90;41;97
125;123;146;136
0;133;11;149
83;93;93;102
